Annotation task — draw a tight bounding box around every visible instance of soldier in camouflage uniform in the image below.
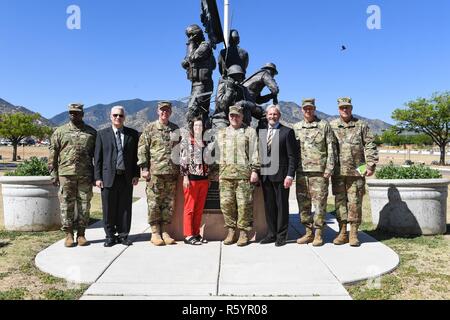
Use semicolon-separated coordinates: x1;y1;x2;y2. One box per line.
137;101;180;246
48;103;97;248
216;105;260;246
293;99;336;247
330;97;378;247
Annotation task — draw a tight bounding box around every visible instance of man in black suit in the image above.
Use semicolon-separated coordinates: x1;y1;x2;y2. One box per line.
94;106;140;247
259;105;299;247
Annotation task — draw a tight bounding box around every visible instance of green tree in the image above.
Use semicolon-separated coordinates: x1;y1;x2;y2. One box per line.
392;92;450;165
0;112;53;161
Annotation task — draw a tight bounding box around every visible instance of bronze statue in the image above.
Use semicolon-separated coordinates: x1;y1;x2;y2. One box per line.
211;64;265;129
182;24;217;124
218;29;249;77
243;62;279;105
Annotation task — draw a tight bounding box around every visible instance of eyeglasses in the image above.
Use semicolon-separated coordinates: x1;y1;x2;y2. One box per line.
159;109;171;113
113;114;124;118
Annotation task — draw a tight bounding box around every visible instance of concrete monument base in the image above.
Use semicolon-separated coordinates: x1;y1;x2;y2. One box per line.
165;177;268;241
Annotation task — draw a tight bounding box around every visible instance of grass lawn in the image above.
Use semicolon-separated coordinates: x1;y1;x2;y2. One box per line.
0;194;103;300
0;190;141;300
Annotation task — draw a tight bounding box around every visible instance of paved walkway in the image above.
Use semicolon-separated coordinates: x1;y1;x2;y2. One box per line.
35;185;399;300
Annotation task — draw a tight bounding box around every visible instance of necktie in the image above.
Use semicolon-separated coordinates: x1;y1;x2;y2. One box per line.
116;129;125;170
267;128;274;154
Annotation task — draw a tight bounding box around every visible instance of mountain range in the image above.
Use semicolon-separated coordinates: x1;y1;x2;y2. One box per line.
0;98;53;126
0;98;392;135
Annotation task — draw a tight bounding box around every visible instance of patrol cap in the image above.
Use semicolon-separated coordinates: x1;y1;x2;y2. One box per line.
338;97;353;108
301;98;316;109
261;62;278;75
229;105;243;116
68;103;84;112
158;101;173;110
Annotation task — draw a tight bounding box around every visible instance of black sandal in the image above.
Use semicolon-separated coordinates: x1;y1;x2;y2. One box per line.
184;236;202;245
195;235;208;244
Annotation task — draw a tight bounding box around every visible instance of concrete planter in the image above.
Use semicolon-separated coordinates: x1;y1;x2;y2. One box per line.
367;179;450;235
0;176;61;231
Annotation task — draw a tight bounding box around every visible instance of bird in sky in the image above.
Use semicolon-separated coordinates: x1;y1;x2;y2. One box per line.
341;45;347;51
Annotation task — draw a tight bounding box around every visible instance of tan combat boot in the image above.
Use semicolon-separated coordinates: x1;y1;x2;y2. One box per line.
236;230;249;247
150;225;165;246
223;228;236;245
349;223;361;247
333;222;349;245
161;224;176;245
312;228;324;247
64;228;75;248
297;224;314;244
76;228;89;247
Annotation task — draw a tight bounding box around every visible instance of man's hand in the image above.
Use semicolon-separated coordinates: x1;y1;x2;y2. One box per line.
142;169;151;181
51;177;60;187
284;177;293;189
365;168;375;177
96;180;104;189
323;172;332;179
132;177;140;186
183;176;190;189
250;172;259;184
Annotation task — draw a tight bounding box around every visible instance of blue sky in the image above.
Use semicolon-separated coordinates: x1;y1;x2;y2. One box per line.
1;0;449;123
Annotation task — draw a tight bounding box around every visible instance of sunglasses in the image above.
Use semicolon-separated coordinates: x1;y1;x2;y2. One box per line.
113;114;124;118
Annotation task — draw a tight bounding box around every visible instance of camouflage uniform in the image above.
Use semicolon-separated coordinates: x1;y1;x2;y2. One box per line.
330;115;379;224
216;124;260;231
293;116;335;229
138;119;180;226
49;121;97;232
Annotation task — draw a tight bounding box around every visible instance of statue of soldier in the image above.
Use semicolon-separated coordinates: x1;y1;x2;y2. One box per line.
330;97;379;247
181;24;216;124
218;29;249;77
137;101;180;246
216;105;260;246
48;103;97;248
243;62;280;105
293;99;336;247
211;64;265;130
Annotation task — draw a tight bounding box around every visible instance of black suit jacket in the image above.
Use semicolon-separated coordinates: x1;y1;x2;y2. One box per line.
94;126;140;188
260;124;299;182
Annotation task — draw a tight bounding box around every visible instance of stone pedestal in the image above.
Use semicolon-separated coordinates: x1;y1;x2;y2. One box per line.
165;177;268;241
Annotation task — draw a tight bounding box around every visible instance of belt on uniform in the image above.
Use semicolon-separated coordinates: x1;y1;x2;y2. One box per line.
116;169;126;175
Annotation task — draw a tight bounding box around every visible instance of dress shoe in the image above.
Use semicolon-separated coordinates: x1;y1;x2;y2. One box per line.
118;238;133;246
104;238;116;247
275;239;286;247
260;236;276;244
